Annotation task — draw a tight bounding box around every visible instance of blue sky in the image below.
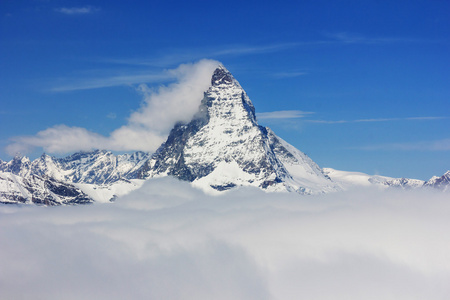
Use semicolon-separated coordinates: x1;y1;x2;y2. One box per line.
1;0;449;180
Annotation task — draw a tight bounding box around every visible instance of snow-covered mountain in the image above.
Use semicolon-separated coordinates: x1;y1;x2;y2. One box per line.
137;65;339;194
1;65;448;205
424;171;450;191
0;172;92;205
323;168;450;191
0;150;149;204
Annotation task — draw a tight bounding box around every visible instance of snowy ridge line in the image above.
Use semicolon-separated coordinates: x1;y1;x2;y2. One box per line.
324;168;449;191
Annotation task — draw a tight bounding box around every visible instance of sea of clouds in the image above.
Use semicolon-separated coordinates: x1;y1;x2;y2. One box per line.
1;179;449;300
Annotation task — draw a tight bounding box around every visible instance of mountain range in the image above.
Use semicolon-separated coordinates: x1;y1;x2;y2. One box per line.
1;66;448;205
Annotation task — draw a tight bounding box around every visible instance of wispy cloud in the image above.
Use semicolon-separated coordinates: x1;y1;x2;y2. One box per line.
357;138;450;151
213;43;299;56
50;72;175;92
257;110;313;120
99;43;299;68
107;113;117;119
323;32;433;44
49;43;299;92
55;6;99;15
307;116;446;124
8;60;220;155
271;71;307;79
45;33;438;92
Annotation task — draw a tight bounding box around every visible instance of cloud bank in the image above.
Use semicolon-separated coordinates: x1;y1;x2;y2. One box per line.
6;59;220;155
1;180;449;300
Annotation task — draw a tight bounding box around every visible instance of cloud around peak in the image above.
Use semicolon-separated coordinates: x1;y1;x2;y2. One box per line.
6;59;220;155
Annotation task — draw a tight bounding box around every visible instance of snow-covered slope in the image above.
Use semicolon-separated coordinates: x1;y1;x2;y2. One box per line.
31;150;150;184
424;171;450;191
323;168;426;190
138;65;339;194
0;171;93;205
0;151;150;204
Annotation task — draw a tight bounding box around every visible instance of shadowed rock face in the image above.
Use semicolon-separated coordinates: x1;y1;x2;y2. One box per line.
211;65;234;86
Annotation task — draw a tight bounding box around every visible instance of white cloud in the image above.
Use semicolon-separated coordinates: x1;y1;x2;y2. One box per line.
50;72;175;92
257;110;313;120
307;116;446;124
7;59;220;155
323;32;432;44
1;181;449;299
97;43;299;69
6;125;108;154
55;6;99;15
358;138;450;151
271;71;307;79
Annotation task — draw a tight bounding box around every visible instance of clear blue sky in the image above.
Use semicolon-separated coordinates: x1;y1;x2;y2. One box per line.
1;0;449;180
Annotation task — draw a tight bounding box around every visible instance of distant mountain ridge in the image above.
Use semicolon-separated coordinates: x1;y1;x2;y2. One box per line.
1;65;448;205
0;151;149;205
323;168;449;191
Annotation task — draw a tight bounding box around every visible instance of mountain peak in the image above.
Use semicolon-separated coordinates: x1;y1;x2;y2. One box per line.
138;65;338;194
211;65;235;86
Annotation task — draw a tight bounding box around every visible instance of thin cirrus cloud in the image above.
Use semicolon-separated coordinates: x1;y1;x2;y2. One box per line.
48;43;299;92
256;110;313;120
98;43;300;68
256;112;445;123
7;59;221;155
49;72;176;92
306;116;446;124
49;34;426;93
54;6;99;15
1;178;449;300
323;32;436;44
358;138;450;151
271;71;307;79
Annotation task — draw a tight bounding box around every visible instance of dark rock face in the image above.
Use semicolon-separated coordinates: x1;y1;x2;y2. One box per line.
211;66;234;86
144;111;211;182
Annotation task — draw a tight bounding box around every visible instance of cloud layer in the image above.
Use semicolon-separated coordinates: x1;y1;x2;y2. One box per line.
7;59;220;155
1;180;449;300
